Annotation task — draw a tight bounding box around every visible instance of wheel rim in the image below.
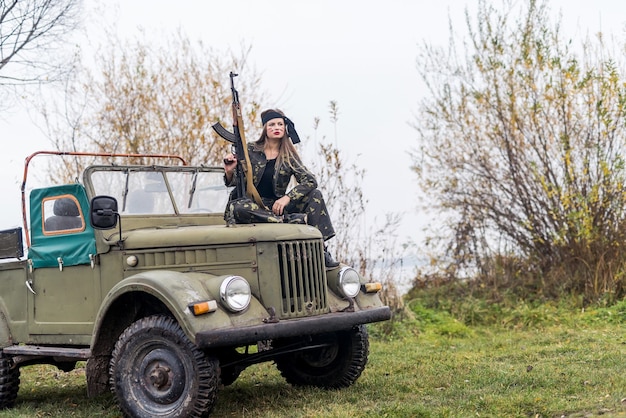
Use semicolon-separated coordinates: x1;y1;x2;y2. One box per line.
124;339;193;415
139;347;186;404
301;344;339;368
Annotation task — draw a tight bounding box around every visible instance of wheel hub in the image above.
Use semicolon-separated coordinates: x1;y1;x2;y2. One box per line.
139;348;186;404
149;364;172;390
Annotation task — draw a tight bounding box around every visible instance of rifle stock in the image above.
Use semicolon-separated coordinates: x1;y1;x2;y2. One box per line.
212;72;265;208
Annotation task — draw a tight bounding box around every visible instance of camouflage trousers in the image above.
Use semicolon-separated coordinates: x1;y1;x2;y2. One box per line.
225;189;336;241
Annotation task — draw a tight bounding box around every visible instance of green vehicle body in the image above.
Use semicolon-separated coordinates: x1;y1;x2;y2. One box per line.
0;152;390;416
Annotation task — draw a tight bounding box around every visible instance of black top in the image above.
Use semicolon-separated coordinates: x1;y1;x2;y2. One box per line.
257;158;277;199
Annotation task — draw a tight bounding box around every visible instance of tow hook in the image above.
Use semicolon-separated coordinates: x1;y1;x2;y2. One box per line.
263;306;279;323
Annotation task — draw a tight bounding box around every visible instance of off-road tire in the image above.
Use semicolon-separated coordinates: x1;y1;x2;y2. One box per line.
0;351;19;409
109;315;219;418
275;325;369;389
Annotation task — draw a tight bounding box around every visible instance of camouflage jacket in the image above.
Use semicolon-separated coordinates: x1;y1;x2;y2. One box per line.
227;144;318;202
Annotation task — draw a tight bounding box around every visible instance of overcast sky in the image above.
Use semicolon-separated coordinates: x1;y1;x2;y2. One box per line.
1;0;625;262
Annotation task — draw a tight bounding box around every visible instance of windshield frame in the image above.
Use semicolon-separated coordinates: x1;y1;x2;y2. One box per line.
84;165;230;216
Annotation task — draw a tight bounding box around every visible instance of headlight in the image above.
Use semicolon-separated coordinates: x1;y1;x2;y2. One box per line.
219;276;251;312
338;267;361;298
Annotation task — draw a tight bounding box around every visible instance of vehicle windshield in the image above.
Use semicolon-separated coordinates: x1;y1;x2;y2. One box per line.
87;166;230;215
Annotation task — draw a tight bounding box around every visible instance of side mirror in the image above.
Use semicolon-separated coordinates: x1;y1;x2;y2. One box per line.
90;196;119;230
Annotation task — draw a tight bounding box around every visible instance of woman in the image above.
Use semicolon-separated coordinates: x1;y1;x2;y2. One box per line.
223;109;339;268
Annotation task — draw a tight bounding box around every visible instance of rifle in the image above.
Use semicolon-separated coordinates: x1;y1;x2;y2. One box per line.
212;72;265;208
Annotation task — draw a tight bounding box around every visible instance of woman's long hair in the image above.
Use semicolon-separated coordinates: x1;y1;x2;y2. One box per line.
253;109;302;170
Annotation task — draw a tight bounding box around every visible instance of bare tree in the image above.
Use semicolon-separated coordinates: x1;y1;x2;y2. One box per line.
413;0;626;300
42;30;264;180
306;102;408;315
0;0;80;88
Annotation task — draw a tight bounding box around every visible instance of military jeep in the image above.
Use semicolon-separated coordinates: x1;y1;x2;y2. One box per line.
0;151;391;417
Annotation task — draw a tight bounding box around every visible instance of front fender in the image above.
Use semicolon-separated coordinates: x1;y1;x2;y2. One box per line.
93;270;270;346
325;264;387;310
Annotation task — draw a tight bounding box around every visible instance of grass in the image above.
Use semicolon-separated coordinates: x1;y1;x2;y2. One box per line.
0;306;624;418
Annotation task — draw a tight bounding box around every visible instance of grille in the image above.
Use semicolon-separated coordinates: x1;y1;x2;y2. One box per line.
277;240;328;316
123;244;257;275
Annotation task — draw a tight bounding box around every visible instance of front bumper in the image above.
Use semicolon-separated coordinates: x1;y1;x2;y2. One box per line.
195;306;391;348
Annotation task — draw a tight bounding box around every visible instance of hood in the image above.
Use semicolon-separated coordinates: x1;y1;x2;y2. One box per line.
107;223;323;250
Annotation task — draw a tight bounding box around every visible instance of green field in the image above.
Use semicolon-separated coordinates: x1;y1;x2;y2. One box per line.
1;307;624;418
